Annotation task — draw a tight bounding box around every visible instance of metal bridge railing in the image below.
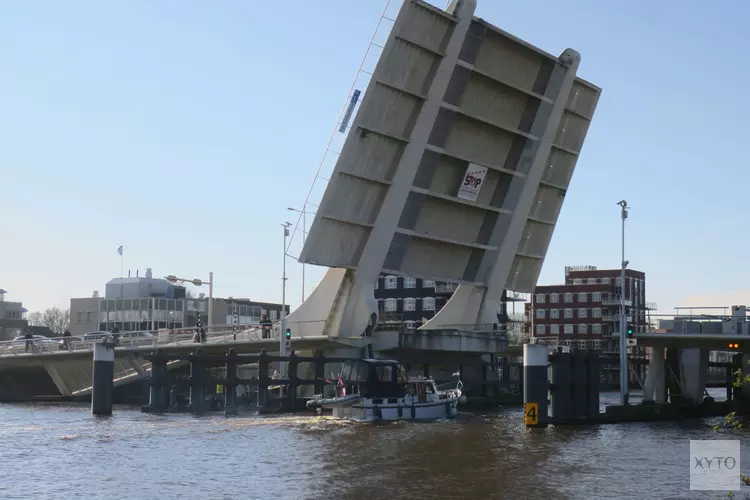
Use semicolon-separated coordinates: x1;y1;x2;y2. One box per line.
0;322;284;358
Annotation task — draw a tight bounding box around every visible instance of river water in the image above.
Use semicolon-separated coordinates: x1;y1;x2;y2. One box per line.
1;394;747;500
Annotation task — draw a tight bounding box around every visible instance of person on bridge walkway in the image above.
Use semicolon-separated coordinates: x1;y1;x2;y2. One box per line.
63;330;72;351
24;331;33;353
261;315;271;339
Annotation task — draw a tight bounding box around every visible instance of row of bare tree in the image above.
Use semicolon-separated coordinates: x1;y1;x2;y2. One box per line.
27;307;70;336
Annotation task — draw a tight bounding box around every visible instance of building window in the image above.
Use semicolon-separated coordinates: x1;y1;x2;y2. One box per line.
592;308;601;318
578;324;588;334
593;292;602;302
615;277;622;286
587;278;597;285
564;293;573;303
535;324;545;335
550;324;559;335
536;309;546;319
536;293;546;304
404;320;415;329
87;312;95;323
601;278;611;285
578;340;587;349
422;297;435;311
423;280;435;288
578;308;587;318
384;298;397;312
77;311;84;323
592;323;602;334
577;292;587;302
550;293;559;303
403;298;416;312
564;324;573;335
564;308;573;319
550;309;560;319
573;279;583;285
593;340;601;349
403;277;416;289
384;276;398;289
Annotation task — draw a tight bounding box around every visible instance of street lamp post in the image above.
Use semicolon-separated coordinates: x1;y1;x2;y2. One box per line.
280;222;291;378
165;272;214;331
287;206;310;302
617;200;629;406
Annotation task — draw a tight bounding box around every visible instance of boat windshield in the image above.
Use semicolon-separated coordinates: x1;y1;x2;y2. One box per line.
340;361;370;383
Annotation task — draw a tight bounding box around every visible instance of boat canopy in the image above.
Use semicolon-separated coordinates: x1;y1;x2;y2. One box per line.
339;359;408;398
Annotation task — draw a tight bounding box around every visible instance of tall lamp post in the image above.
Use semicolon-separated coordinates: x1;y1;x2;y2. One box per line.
617;200;630;406
280;222;291;377
287;206;311;302
165;272;214;330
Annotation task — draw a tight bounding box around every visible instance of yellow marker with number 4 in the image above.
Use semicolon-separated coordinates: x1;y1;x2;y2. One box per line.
524;402;539;426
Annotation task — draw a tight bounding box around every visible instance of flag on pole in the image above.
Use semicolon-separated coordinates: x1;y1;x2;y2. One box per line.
117;245;123;256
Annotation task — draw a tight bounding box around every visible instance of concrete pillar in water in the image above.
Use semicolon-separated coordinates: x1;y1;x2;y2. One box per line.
523;344;548;428
680;348;709;404
91;340;115;416
643;346;666;404
148;357;168;413
257;350;269;411
287;350;297;412
225;349;238;417
189;359;206;415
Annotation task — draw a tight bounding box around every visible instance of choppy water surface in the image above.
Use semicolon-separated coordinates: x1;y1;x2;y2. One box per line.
0;399;747;500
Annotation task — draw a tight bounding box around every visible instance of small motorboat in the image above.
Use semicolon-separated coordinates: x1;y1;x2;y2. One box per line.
307;359;464;422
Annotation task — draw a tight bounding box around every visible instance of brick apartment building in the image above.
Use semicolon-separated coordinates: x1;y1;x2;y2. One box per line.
374;274;456;329
527;265;654;352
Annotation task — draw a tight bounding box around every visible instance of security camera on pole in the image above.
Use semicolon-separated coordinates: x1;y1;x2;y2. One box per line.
617;200;630;406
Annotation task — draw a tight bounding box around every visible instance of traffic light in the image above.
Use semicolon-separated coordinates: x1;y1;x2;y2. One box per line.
626;325;634;337
728;343;740;350
284;328;291;353
285;328;291;340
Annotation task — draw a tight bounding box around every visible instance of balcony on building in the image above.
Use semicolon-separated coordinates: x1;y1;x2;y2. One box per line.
601;295;632;307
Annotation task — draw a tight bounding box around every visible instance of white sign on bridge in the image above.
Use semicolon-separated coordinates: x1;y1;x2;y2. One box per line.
457;163;488;202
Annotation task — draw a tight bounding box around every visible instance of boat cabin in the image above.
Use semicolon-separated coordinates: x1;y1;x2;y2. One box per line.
339;359;407;398
405;378;438;403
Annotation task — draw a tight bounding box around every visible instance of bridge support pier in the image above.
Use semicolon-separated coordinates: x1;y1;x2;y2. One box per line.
642;346;666;404
257;350;269;411
91;340;115;416
189;358;206;415
146;357;168;413
224;349;238;417
287;350;298;411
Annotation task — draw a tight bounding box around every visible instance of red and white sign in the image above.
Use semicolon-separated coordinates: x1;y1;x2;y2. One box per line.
457;163;488;202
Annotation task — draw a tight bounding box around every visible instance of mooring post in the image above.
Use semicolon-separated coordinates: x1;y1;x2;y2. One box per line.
189;355;206;415
587;351;601;418
314;353;325;396
257;349;268;411
91;338;116;416
225;348;238;417
147;353;167;413
287;350;298;412
523;344;548;428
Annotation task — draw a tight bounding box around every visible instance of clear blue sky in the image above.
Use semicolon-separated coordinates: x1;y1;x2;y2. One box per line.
2;0;749;318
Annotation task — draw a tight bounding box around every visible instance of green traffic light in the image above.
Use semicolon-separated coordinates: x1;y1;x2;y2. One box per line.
285;329;291;339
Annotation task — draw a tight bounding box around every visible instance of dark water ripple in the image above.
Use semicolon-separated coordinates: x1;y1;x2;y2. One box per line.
0;398;747;500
